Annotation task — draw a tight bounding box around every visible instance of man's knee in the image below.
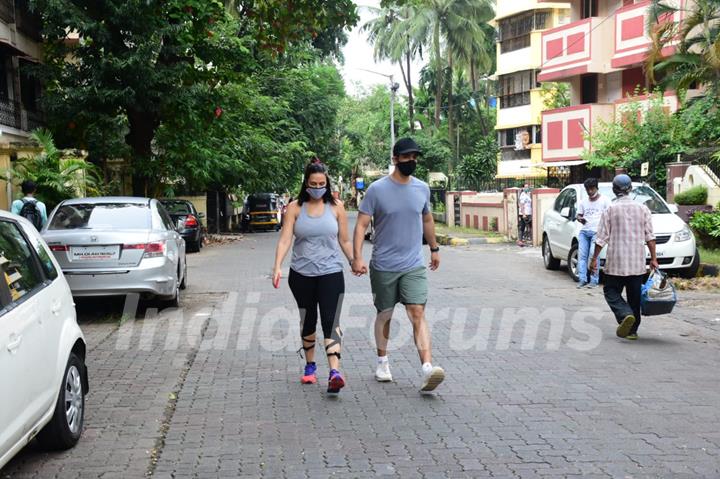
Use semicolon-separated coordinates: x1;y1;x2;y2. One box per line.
405;304;425;322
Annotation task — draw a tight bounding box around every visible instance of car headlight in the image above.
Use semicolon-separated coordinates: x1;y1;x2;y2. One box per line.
675;226;692;242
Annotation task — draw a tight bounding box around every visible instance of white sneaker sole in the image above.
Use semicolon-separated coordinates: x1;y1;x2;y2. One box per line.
375;374;393;382
420;367;445;392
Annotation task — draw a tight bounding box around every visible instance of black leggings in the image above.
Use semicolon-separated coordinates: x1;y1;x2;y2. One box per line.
288;269;344;342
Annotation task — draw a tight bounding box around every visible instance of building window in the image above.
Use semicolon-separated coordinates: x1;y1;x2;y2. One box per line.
581;0;598;19
498;70;538;109
19;60;39;112
498;126;537;162
498;11;551;53
0;56;9;101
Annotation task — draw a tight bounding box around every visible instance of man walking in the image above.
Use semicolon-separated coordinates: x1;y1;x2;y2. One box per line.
352;138;445;392
590;174;658;340
576;178;611;288
11;180;48;230
518;185;532;246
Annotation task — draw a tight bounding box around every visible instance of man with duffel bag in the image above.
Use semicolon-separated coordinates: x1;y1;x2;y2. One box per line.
589;174;659;341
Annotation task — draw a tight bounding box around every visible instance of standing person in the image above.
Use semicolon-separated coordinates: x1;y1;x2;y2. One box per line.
11;180;48;230
272;160;354;394
352;138;445;392
575;178;611;289
518;185;532;246
590;174;658;340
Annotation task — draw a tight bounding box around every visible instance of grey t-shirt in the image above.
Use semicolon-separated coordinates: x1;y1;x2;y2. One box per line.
359;175;430;272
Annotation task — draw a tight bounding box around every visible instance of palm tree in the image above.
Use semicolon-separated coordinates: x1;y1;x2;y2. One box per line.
646;0;720;93
363;4;424;132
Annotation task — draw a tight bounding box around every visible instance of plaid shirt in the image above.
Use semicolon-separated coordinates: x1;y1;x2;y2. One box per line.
595;196;655;277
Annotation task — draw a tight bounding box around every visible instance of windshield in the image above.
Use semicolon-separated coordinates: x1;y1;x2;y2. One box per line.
49;203;150;230
161;201;192;215
249;196;277;211
597;185;670;214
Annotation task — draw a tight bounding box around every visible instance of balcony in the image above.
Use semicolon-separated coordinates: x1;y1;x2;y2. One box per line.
541;103;614;162
538;17;614;82
0;97;44;132
0;0;14;24
612;0;683;69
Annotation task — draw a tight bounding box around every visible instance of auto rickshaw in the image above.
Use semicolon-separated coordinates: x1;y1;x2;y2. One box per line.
247;193;282;232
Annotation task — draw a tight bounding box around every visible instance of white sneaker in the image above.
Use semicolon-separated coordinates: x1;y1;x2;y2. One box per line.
420;366;445;392
375;361;393;382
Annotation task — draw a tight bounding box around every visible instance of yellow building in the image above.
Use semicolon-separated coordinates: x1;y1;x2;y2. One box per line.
493;1;570;180
0;0;45;210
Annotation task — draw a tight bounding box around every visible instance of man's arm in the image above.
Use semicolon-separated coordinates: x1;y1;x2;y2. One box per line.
10;200;20;216
589;210;610;273
423;212;440;271
644;207;658;270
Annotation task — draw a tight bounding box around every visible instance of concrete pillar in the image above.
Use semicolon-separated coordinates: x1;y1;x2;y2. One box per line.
666;162;692;203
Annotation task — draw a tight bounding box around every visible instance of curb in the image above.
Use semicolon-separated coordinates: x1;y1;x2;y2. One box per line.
436;234;509;246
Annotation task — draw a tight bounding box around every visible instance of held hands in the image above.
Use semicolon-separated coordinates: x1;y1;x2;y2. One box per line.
649;258;659;271
351;258;368;276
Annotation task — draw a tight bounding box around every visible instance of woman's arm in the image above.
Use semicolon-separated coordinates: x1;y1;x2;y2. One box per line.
335;201;354;263
273;201;298;279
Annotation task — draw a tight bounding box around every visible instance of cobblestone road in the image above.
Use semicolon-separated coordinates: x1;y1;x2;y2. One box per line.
3;216;720;478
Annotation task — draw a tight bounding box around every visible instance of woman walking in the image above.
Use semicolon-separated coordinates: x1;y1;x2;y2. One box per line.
273;159;353;394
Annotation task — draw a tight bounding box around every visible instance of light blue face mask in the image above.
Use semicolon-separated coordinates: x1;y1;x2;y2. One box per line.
306;187;326;199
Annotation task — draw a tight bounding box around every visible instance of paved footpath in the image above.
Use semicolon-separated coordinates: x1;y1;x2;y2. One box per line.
3;216;720;478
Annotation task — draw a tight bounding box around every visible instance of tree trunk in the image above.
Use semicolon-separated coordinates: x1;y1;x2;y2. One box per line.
448;54;454;171
433;22;442;131
406;49;415;133
126;108;160;197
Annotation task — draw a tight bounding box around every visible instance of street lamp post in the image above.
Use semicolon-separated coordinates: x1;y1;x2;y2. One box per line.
357;68;400;173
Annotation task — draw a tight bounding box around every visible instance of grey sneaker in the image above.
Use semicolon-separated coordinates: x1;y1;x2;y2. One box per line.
586;283;599;289
576;282;588;289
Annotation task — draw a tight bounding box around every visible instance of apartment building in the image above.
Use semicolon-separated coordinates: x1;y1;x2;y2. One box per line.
494;1;571;181
537;0;693;183
0;0;44;210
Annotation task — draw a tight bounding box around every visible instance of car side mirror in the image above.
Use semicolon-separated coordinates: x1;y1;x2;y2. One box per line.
668;203;679;214
198;212;205;218
560;207;571;219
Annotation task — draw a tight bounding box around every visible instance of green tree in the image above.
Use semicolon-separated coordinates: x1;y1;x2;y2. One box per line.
33;0;358;195
456;135;497;186
647;0;720;93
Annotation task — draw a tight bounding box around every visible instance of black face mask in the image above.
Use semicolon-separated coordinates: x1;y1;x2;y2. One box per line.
396;160;417;177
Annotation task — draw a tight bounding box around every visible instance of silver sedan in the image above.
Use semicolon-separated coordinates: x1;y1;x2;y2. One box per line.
42;197;187;306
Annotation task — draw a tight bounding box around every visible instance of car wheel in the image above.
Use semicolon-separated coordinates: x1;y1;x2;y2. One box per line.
678;249;700;279
36;353;86;450
542;235;560;270
188;240;200;253
567;243;580;282
161;274;180;309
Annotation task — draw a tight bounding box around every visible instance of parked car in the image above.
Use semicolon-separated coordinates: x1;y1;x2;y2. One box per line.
159;199;204;253
0;210;88;469
43;197;187;307
542;182;699;280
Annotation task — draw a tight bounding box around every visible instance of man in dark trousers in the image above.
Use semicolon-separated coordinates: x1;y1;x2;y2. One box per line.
590;174;659;340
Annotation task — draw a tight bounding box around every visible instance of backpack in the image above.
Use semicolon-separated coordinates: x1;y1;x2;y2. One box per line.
19;198;43;230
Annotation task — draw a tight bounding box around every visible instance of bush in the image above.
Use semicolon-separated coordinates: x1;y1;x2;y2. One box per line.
674;185;708;205
689;210;720;249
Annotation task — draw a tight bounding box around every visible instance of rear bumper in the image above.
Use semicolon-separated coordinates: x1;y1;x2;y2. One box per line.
64;258;176;297
179;228;200;243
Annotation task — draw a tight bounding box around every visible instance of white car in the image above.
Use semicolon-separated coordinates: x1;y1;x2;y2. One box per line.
542;182;699;280
0;210;88;469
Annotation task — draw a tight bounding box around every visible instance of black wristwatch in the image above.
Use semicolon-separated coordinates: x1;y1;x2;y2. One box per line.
430;246;440;253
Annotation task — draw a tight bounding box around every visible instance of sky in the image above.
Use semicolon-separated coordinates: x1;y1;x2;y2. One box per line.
339;0;425;97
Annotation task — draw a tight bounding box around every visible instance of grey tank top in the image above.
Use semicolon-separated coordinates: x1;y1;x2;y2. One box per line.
290;202;344;276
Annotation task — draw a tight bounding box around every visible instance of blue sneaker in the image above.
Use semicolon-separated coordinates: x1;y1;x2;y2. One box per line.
327;369;345;394
301;362;317;384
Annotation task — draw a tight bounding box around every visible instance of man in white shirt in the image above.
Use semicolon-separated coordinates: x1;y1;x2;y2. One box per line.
576;178;611;288
518;185;532;245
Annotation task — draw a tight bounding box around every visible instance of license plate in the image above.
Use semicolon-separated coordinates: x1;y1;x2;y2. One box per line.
71;245;120;261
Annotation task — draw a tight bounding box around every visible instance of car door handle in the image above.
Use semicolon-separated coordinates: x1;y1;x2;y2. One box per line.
51;300;62;315
7;334;22;352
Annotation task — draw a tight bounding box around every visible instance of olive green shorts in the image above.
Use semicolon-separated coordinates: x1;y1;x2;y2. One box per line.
369;266;428;312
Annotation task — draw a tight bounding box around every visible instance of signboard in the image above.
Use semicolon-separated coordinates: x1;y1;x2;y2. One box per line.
640;162;649;177
355;177;365;190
